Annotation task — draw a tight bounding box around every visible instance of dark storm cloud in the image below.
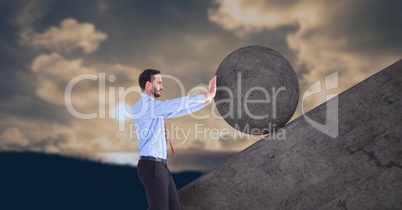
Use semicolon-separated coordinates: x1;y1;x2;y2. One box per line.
0;94;73;124
77;0;242;90
3;0;235;86
0;1;38;97
0;1;106;124
0;1;60;134
322;0;402;55
60;0;226;66
90;0;240;85
242;24;299;64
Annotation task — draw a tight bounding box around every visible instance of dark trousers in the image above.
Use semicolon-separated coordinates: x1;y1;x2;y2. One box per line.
137;160;181;210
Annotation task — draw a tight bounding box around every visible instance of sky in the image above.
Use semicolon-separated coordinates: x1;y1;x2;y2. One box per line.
0;0;401;169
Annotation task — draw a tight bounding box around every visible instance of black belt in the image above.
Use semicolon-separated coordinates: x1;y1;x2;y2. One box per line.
139;156;168;164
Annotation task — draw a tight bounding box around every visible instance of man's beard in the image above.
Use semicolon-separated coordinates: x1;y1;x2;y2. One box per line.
151;87;161;98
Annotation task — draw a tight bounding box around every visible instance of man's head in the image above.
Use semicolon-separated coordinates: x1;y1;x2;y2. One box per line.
138;69;163;98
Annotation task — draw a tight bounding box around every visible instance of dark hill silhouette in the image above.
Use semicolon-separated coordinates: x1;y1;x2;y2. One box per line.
0;151;202;210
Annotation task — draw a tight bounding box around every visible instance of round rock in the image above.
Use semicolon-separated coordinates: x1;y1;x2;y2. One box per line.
214;46;299;135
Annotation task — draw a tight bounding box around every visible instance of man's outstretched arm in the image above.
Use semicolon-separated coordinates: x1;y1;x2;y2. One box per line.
149;75;217;119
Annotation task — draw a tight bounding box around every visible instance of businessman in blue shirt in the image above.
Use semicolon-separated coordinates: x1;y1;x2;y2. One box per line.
133;69;216;210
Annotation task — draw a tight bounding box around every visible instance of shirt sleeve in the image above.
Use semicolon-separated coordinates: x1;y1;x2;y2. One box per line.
151;94;205;119
163;103;205;119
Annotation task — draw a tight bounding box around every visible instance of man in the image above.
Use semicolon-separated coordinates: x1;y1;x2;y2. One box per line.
133;69;216;210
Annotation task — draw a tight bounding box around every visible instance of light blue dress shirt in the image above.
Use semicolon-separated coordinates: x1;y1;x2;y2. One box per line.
133;93;205;159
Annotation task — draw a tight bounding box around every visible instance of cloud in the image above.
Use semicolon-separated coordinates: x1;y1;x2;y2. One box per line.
0;127;29;151
208;0;310;36
0;118;76;153
25;53;143;153
0;113;139;154
30;52;141;110
31;53;97;106
22;18;108;53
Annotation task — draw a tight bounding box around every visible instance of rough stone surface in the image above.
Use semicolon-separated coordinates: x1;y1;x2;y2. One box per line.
179;60;402;209
214;46;299;134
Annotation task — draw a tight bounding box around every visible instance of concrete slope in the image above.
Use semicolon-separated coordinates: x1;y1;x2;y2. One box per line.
179;60;402;210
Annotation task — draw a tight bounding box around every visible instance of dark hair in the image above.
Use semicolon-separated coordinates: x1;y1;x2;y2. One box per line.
138;69;161;90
